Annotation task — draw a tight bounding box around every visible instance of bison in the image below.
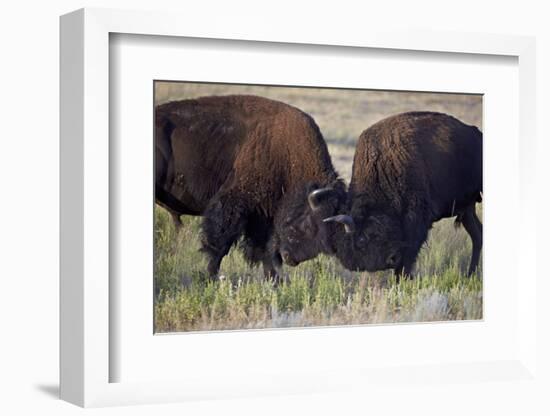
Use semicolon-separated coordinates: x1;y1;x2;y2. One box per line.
323;111;483;277
155;95;345;281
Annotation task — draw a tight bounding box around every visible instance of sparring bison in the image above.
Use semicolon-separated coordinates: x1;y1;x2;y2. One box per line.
155;95;345;281
323;111;483;277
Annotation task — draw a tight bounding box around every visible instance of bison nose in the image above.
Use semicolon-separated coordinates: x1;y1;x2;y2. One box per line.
386;251;401;268
280;249;298;266
281;250;291;263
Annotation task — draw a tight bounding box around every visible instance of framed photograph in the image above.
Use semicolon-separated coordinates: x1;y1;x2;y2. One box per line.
60;8;538;408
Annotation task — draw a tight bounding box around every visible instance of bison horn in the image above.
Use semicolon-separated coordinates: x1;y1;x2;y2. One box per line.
323;215;355;233
308;188;336;210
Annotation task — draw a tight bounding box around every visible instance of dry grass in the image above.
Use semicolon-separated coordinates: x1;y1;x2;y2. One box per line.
154;207;483;333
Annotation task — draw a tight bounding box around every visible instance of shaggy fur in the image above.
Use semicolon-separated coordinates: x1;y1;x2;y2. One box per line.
273;180;346;267
155;95;344;280
331;111;483;276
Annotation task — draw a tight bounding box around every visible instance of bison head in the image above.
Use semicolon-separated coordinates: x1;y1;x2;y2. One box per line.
325;212;406;272
272;182;345;266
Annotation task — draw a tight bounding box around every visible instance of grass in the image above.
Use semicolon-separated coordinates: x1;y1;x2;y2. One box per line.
154;207;483;333
154;82;483;332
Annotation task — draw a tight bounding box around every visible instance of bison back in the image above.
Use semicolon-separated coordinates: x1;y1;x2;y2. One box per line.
155;95;338;216
350;111;482;219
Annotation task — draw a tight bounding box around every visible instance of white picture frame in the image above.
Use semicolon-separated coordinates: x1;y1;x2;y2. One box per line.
60;7;538;408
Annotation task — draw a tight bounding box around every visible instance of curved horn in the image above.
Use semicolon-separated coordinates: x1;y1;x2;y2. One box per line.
308;188;336;210
323;215;356;233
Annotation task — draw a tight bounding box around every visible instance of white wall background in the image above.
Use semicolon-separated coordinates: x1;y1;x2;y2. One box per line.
0;1;548;415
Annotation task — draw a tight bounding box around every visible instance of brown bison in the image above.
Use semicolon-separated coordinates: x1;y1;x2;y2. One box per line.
155;95;345;281
322;111;483;277
277;111;483;277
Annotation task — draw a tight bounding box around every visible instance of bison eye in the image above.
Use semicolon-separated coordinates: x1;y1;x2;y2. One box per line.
288;236;298;244
356;235;368;248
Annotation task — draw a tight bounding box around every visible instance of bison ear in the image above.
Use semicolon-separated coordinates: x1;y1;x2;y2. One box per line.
323;215;355;233
308;188;336;211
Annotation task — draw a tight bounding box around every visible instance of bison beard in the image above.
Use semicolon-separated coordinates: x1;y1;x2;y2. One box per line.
155;95;344;281
325;111;483;278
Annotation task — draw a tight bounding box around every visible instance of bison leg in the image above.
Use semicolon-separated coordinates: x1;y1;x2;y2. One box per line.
169;211;183;231
241;243;282;283
393;258;415;282
201;193;248;279
240;215;284;283
155;191;188;232
156;203;183;231
461;204;483;275
395;227;429;281
263;252;283;284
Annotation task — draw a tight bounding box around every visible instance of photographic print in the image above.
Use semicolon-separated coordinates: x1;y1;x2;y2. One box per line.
154;82;483;333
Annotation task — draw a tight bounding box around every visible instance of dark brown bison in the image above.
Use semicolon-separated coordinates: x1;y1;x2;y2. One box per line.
155;95;345;280
323;111;483;277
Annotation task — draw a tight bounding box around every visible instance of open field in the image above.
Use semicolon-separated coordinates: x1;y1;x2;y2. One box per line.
154;82;483;332
155;208;482;332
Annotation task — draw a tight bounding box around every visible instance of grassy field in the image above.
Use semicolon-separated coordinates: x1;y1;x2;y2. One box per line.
154;82;483;333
